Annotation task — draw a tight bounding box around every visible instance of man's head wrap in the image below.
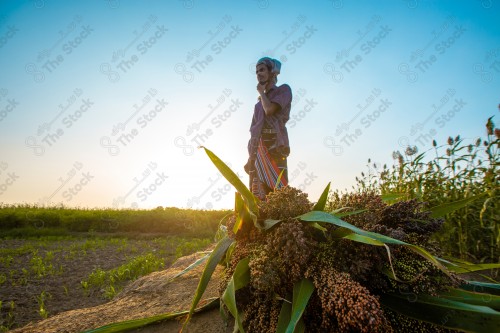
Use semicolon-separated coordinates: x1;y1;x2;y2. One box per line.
256;57;281;75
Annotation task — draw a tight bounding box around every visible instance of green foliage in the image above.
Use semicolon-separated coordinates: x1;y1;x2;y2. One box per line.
182;236;234;331
343;118;499;264
380;292;500;332
0;300;15;332
287;278;314;333
174;238;211;259
35;291;51;319
29;250;56;278
0;205;229;238
221;257;250;332
82;253;165;299
199;147;499;332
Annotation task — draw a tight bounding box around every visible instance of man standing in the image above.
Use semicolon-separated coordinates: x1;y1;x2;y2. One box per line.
244;57;292;200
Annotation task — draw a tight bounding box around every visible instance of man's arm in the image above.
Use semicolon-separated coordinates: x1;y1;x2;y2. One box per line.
257;83;282;116
259;93;282;116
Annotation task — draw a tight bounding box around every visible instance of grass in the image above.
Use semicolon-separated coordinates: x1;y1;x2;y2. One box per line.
0;206;230;238
341;117;499;264
0;300;15;332
35;291;50;319
81;237;211;300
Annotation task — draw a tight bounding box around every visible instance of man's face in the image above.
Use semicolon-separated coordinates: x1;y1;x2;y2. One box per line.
256;64;271;84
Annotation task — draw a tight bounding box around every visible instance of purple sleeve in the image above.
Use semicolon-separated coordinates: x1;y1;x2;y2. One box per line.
269;84;292;112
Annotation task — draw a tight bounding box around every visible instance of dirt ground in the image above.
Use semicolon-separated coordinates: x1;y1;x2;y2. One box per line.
0;236;208;330
9;251;232;333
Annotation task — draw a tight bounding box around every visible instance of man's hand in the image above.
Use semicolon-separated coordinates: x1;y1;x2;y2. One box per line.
256;82;266;95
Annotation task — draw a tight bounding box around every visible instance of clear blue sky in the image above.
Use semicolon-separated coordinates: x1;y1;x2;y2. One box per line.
0;0;498;210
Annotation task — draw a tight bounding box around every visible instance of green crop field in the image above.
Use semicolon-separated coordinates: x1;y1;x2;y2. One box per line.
0;207;229;331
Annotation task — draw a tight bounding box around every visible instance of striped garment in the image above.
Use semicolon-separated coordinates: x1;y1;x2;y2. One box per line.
250;137;288;200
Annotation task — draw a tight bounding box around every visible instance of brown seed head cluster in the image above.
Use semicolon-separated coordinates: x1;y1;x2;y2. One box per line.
329;191;386;230
243;294;281;332
219;185;463;331
249;245;281;293
324;237;389;291
386;247;461;296
376;199;443;245
305;258;392;332
260;186;313;220
247;218;316;295
384;309;458;333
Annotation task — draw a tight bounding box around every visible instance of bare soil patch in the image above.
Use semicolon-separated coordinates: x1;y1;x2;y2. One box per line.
0;235;209;330
10;251;231;333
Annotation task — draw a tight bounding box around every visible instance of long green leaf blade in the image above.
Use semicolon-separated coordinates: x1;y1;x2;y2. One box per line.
221;257;250;333
298;211;406;244
276;295;306;333
334;209;367;218
460;281;500;296
429;194;486;218
182;236;234;330
262;219;282;230
380;293;500;332
312;182;330;211
298;211;448;275
286;278;314;333
200;146;259;220
439;288;500;311
167;252;211;283
437;257;500;274
274;169;285;189
344;232;385;246
233;192;252;235
276;295;292;333
84;297;219;333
